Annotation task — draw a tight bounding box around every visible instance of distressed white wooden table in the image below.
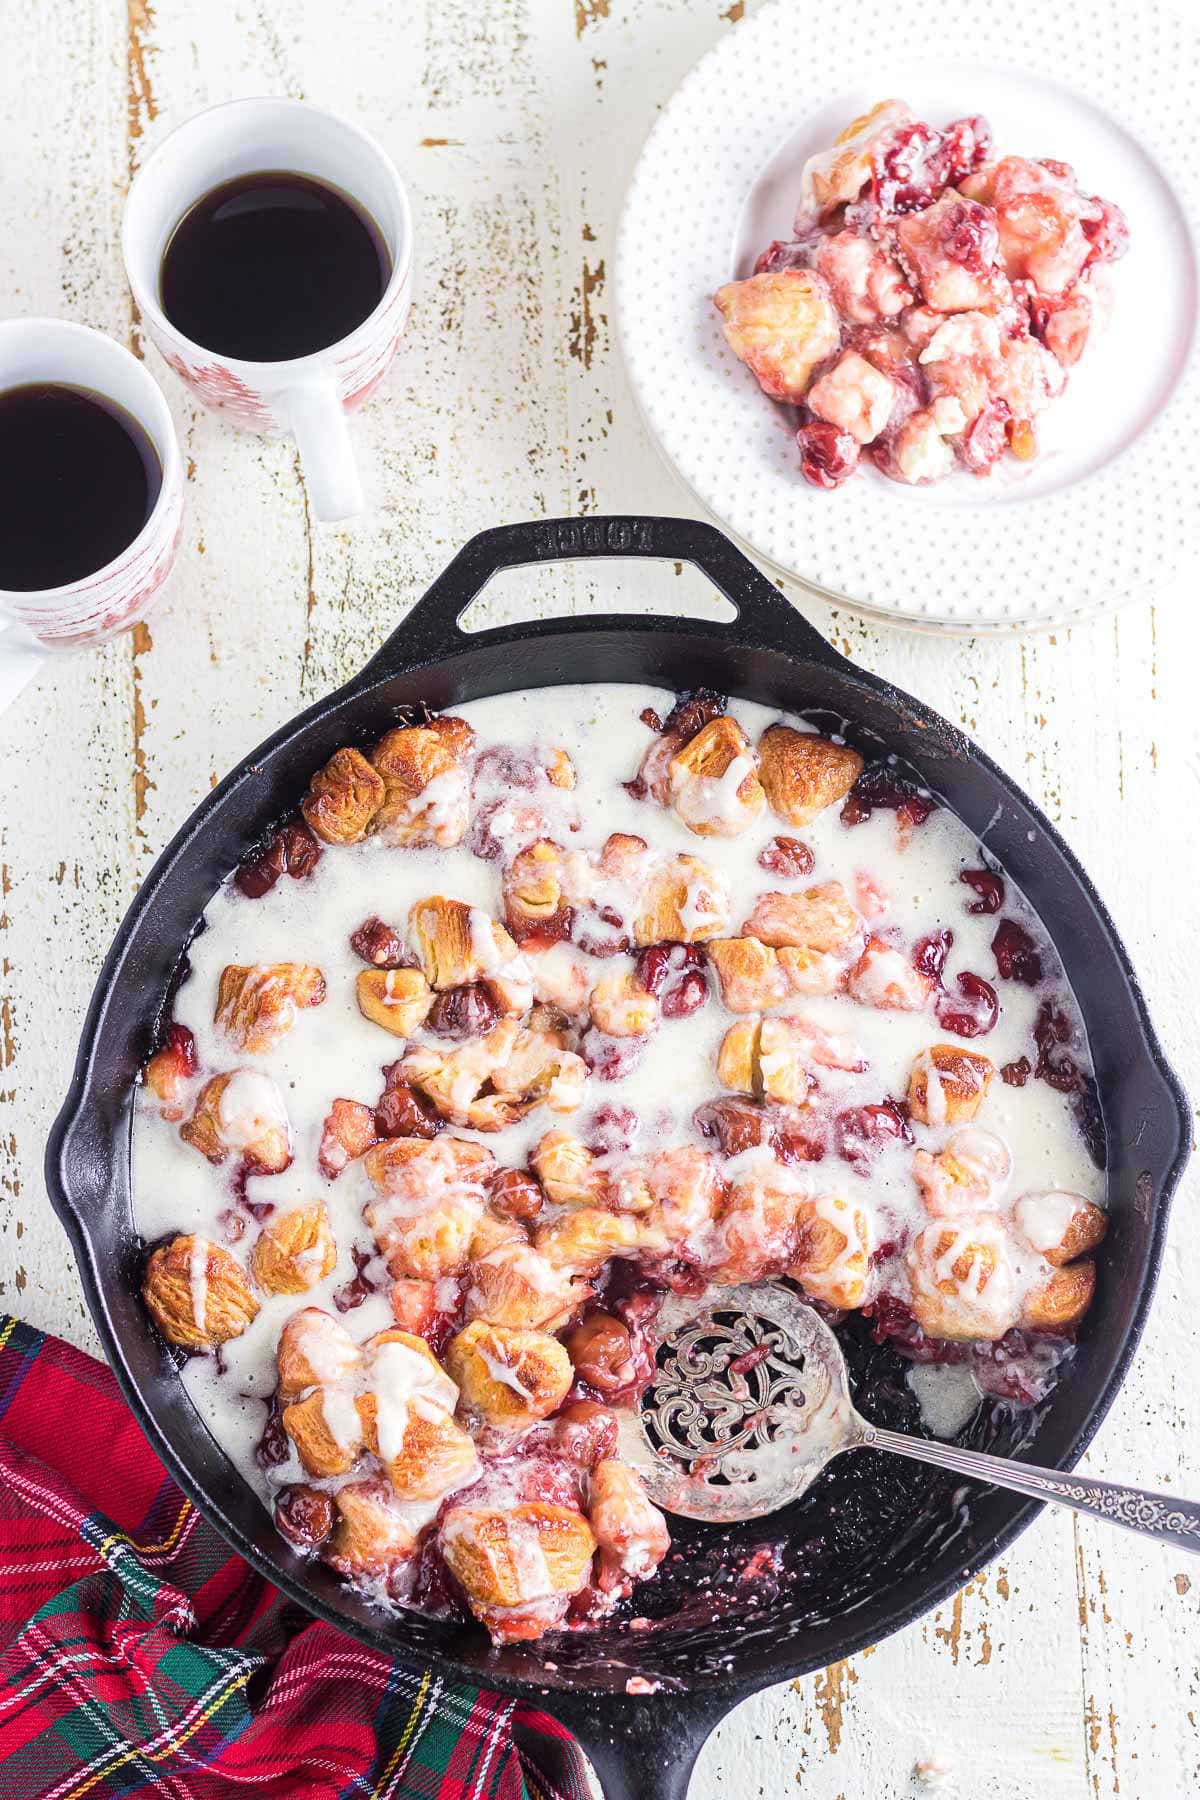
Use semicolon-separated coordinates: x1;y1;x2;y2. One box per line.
1;1;1197;1794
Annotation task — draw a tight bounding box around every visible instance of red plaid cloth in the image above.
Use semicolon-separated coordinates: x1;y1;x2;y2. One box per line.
0;1316;591;1799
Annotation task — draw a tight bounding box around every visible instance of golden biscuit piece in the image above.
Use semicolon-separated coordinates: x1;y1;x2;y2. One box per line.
283;1386;364;1479
252;1203;336;1296
534;1207;640;1276
906;1218;1019;1341
908;1045;996;1127
409;897;522;992
317;1097;379;1178
446;1321;573;1428
398;1018;587;1132
846;935;933;1011
706;938;789;1013
634;1145;724;1250
588;969;658;1038
913;1127;1011;1218
142;1029;196;1122
633;854;729;947
465;1240;588;1332
532;1130;609;1209
180;1071;292;1172
711;1169;807;1286
588;1460;669;1579
713;270;841;405
355;967;434;1038
757;726;864;827
324;1478;423;1588
276;1308;360;1403
359;1393;478;1502
364;1134;496;1200
789;1194;872;1310
215;962;326;1054
794;99;913;226
1013;1193;1107;1267
302;746;386;845
667;716;766;838
440;1502;597;1639
742;881;862;955
142;1234;259;1351
716;1014;820;1106
366;1192;485;1283
1022;1260;1096;1332
369;716;475;845
503;839;572;944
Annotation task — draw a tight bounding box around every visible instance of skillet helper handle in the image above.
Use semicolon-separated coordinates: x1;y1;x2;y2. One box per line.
868;1427;1200;1553
355;512;844;680
540;1687;729;1800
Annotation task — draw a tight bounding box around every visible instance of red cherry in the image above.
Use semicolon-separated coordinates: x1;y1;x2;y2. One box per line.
959;868;1005;915
758;835;815;878
935;971;999;1037
992;919;1043;985
798;420;860;490
834;1100;912;1169
913;928;953;983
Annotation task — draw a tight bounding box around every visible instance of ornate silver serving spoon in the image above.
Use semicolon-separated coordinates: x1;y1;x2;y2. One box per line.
617;1284;1200;1550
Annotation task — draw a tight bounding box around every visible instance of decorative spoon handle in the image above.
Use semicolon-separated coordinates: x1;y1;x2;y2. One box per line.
865;1426;1200;1552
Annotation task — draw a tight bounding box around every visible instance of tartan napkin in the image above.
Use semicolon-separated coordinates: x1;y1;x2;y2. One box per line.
0;1315;591;1799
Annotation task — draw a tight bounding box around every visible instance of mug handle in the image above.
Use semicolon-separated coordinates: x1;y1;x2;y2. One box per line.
287;374;365;523
0;618;46;712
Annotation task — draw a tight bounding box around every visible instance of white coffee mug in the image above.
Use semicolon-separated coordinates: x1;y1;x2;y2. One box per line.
0;318;184;710
123;98;413;523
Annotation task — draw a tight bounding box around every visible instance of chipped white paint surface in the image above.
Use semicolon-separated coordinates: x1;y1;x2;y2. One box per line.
0;2;1196;1795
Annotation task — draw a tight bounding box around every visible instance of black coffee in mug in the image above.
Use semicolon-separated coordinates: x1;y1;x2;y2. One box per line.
159;171;391;363
0;384;162;591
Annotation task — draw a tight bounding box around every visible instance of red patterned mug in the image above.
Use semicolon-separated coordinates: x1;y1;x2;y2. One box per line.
0;318;183;709
123;98;413;522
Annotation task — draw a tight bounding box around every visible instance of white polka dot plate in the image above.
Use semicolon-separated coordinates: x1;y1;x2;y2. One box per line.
615;0;1200;633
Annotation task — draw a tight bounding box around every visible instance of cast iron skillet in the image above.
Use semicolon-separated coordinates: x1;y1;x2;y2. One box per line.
46;516;1189;1800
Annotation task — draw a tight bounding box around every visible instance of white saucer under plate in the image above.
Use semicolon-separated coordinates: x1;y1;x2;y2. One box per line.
615;0;1200;633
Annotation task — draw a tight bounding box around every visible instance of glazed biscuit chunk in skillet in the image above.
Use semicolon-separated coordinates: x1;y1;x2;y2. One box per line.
445;1320;572;1429
587;1459;669;1592
396;1016;587;1131
665;714;766;837
465;1236;589;1332
214;962;325;1054
362;1137;493;1280
368;714;476;847
143;1234;259;1351
251;1203;337;1296
440;1502;597;1643
322;1479;424;1591
913;1126;1012;1217
142;1024;197;1121
789;1193;872;1310
758;726;864;828
906;1216;1019;1341
301;746;385;845
908;1045;995;1126
354;966;434;1038
1013;1191;1107;1266
180;1070;292;1173
631;852;729;946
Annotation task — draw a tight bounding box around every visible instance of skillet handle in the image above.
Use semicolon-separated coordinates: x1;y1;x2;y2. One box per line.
354;513;846;680
528;1686;729;1800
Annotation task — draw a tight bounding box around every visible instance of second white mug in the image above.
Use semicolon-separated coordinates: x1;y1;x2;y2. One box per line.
123;97;414;522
